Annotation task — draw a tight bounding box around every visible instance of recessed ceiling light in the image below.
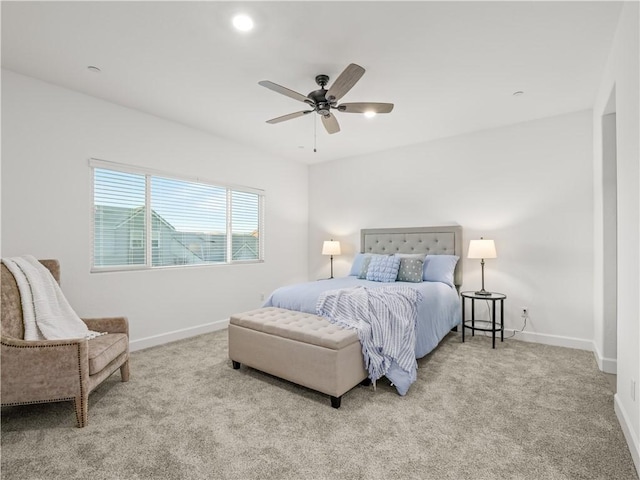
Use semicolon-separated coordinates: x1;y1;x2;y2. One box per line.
87;66;101;73
232;14;254;32
364;111;376;118
512;91;524;97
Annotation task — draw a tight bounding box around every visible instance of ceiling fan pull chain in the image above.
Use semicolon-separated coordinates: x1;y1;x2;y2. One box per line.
314;114;317;153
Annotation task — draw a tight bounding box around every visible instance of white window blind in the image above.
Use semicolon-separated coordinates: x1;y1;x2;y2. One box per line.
231;190;261;262
91;160;264;271
93;168;146;267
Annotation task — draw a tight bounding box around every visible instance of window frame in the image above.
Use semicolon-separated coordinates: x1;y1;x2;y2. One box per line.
90;158;265;273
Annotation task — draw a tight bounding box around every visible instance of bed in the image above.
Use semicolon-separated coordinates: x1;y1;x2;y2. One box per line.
264;225;463;393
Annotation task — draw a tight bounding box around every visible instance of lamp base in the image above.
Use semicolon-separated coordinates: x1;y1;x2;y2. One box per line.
474;290;492;296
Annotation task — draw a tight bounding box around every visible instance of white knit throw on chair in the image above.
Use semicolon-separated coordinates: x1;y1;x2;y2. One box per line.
2;255;103;340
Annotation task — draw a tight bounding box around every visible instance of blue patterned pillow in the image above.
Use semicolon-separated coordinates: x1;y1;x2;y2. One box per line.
396;257;424;283
358;256;373;279
350;253;371;276
366;255;401;282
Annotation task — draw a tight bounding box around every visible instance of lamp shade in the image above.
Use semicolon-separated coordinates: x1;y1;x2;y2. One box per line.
322;240;341;256
467;239;497;259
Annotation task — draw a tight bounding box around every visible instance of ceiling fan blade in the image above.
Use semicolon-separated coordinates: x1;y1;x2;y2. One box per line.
266;110;312;124
259;80;313;104
326;63;365;102
337;102;394;114
321;113;340;134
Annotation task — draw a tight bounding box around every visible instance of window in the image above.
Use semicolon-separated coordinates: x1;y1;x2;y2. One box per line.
91;159;264;271
130;231;144;249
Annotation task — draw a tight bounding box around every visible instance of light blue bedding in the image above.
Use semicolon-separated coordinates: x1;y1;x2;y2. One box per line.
264;277;461;360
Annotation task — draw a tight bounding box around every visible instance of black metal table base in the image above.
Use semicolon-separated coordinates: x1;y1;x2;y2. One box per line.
461;292;506;349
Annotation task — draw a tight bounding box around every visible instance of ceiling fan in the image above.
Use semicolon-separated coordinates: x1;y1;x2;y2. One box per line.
258;63;394;135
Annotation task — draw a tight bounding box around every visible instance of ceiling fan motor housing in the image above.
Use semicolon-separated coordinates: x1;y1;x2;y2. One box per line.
308;86;334;116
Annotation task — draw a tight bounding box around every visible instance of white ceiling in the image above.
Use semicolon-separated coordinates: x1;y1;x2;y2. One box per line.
1;1;622;164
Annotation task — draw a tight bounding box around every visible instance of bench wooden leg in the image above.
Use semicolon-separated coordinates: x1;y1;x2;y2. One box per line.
330;395;342;408
232;360;241;369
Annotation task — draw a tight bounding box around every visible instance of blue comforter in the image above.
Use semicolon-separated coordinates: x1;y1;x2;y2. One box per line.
263;277;461;394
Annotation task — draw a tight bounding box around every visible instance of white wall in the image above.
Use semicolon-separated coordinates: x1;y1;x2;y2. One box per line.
1;70;309;349
309;110;594;348
592;2;640;471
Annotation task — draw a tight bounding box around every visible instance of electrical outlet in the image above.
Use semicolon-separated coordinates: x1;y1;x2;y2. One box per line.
521;307;528;318
632;379;636;402
260;292;265;301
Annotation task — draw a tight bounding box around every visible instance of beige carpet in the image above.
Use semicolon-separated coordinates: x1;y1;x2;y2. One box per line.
1;329;638;480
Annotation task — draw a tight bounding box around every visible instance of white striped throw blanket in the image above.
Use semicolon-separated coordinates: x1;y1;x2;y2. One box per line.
316;285;422;387
2;255;104;340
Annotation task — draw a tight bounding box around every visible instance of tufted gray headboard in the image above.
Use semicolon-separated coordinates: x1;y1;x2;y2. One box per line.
361;225;463;288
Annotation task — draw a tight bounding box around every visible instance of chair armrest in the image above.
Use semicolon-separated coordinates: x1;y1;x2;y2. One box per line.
81;316;129;336
1;336;87;349
1;336;89;404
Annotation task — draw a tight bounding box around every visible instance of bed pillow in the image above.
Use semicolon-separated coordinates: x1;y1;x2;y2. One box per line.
366;255;401;283
358;256;373;279
396;257;424;283
349;253;371;276
394;252;426;262
394;253;426;260
423;254;459;288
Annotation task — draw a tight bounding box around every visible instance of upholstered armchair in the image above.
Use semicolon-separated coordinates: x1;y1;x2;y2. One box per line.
1;259;130;427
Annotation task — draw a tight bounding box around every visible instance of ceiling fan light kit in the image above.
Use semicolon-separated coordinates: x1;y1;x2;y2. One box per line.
259;63;394;135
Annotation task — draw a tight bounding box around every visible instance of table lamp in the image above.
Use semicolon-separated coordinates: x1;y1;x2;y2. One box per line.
322;240;341;279
467;237;497;296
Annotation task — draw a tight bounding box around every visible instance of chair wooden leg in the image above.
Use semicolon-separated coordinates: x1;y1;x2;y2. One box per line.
73;394;88;428
120;361;130;382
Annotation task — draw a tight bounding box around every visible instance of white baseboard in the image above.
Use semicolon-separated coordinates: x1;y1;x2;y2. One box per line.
503;328;593;351
592;340;618;374
130;318;229;352
505;330;618;374
615;394;640;476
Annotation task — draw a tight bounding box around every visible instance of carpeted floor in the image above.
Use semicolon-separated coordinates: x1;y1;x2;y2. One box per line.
1;330;638;480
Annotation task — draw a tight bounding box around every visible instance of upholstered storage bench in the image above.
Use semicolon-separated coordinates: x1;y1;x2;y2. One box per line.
228;307;369;408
